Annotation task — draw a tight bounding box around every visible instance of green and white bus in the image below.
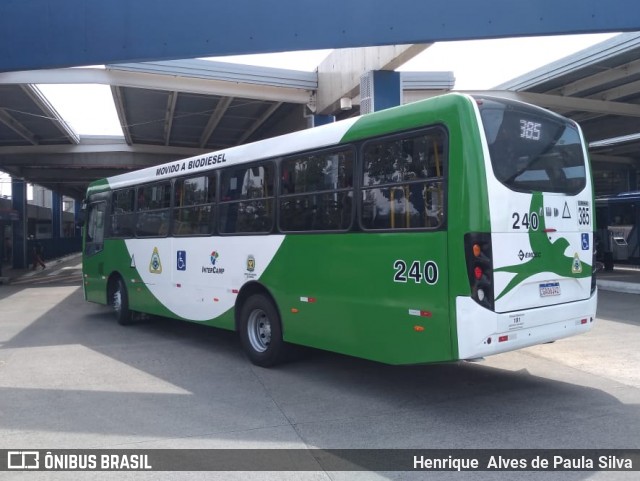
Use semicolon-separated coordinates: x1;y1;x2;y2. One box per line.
82;93;597;366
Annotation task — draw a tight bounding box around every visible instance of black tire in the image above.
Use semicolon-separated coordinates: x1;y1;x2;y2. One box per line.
113;278;133;325
238;294;287;367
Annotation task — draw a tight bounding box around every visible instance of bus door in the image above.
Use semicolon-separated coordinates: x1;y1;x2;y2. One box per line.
83;199;107;303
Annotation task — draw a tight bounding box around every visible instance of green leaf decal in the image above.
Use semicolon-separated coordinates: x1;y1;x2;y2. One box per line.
495;192;591;301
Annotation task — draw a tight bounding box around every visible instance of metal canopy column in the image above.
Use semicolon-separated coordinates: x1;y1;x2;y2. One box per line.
74;198;83;239
52;191;61;240
312;115;335;127
11;178;27;269
360;71;401;114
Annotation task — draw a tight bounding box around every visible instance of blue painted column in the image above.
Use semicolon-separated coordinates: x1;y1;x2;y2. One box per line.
52;191;61;239
74;198;83;239
11;178;27;269
51;191;62;259
312;115;335;127
366;70;402;112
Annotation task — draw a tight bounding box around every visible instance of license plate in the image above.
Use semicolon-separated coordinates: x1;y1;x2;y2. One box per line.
539;282;561;297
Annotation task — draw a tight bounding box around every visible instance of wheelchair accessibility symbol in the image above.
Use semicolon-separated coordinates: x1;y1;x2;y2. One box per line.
177;250;187;271
581;233;589;250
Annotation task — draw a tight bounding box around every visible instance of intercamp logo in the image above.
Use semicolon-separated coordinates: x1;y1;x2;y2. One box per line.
201;250;224;274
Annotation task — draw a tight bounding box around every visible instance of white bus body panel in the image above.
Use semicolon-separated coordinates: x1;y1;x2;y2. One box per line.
123;236;285;321
456;290;597;360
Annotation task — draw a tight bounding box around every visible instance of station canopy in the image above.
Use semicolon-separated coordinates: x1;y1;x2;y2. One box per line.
1;33;640;198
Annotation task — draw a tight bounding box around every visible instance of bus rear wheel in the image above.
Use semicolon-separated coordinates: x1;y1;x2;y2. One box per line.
113;278;133;325
239;294;286;367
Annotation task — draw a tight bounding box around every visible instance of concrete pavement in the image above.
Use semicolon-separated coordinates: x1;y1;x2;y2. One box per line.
597;265;640;294
0;278;639;480
0;252;82;284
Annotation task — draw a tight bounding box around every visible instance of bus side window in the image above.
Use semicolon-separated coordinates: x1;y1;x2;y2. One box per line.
85;201;106;256
110;188;135;238
360;129;446;231
173;175;215;236
219;162;275;234
136;181;171;237
279;148;354;232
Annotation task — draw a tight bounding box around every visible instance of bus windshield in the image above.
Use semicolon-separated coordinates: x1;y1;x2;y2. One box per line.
478;97;586;195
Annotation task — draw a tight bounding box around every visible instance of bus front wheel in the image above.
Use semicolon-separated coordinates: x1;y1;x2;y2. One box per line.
239;294;286;367
113;278;133;325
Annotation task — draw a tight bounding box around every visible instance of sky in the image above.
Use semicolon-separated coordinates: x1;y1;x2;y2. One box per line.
36;33;619;137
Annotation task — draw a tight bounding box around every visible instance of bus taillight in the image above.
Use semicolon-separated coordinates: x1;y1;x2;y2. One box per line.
465;233;495;311
473;266;483;280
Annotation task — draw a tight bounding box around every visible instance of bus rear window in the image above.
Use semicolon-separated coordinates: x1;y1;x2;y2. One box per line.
478;98;586;194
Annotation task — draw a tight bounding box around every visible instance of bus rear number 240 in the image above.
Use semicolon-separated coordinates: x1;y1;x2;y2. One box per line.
511;211;540;231
393;260;439;285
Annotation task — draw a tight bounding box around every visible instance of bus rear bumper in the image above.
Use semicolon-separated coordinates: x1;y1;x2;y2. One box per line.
456;289;598;360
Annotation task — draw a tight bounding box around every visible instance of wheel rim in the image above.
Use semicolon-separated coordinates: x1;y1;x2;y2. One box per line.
113;287;122;314
247;308;271;353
